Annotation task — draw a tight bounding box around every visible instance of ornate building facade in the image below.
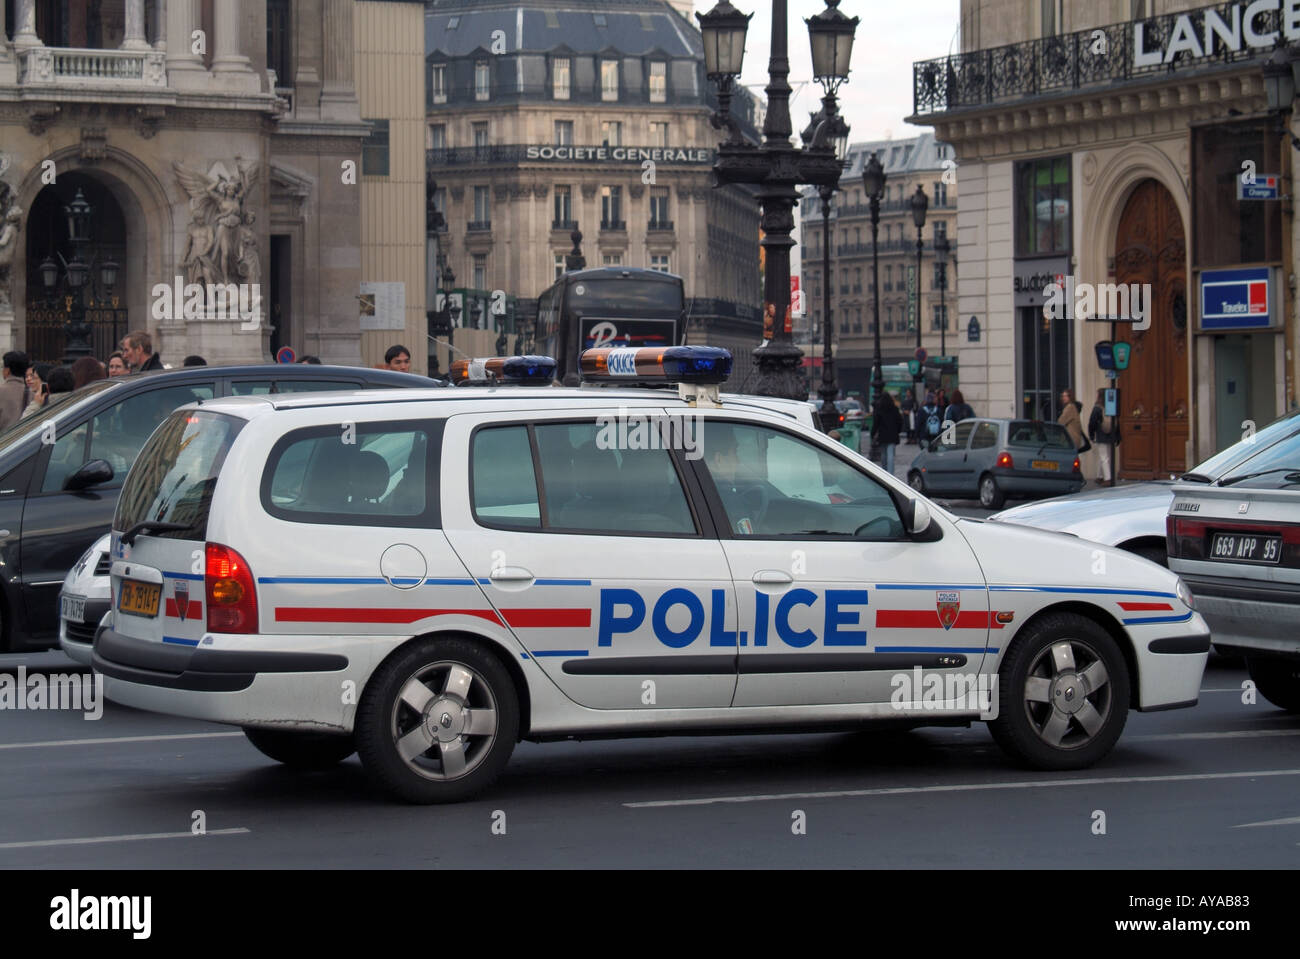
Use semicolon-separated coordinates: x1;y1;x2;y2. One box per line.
0;0;375;366
910;0;1298;478
424;0;764;384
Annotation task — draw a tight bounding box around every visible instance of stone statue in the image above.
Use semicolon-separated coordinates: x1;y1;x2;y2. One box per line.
0;183;21;313
173;158;261;288
236;211;261;287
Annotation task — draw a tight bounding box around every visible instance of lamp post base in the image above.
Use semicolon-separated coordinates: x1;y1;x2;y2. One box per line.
752;340;806;400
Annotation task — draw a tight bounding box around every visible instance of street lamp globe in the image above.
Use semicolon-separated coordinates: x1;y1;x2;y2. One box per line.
39;256;58;291
862;151;886;200
910;184;929;229
101;258;119;291
65;256;88;289
830;113;850;162
696;0;752;80
63;188;93;244
1263;45;1296;112
806;0;859;92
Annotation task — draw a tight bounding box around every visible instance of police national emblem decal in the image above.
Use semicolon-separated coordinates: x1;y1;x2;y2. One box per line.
174;580;190;622
936;591;960;630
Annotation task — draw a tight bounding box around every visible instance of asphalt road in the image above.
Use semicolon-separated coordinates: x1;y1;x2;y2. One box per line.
1;650;1296;869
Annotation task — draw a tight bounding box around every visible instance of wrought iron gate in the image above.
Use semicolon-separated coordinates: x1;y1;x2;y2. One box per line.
24;297;128;364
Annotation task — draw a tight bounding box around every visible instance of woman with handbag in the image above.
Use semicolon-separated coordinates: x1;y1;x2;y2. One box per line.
1058;388;1091;456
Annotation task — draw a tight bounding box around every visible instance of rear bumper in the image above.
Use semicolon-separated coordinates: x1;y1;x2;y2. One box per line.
1180;574;1300;655
94;629;400;733
94;627;347;692
994;469;1084;496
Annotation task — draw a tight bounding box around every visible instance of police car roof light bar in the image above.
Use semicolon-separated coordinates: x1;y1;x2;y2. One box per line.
450;355;557;386
579;346;732;386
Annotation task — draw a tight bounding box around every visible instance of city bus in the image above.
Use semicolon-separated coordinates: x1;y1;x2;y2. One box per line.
535;267;687;382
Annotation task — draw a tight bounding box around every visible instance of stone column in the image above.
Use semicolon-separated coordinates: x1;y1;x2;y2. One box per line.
122;0;150;50
319;0;359;120
165;0;205;85
13;0;43;49
211;0;252;75
154;0;168;52
0;2;10;71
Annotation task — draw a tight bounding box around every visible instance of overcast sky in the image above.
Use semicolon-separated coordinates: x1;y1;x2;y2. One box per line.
733;0;962;144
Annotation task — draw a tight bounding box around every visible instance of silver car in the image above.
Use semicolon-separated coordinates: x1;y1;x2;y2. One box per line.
991;408;1300;568
58;533;112;666
1167;428;1300;710
907;418;1083;509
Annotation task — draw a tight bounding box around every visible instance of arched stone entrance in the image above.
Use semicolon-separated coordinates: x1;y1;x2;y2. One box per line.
24;172;129;361
1114;179;1189;480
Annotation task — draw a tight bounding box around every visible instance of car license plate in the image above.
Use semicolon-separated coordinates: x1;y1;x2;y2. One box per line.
118;579;162;617
1209;532;1282;564
1031;460;1059;471
60;593;86;622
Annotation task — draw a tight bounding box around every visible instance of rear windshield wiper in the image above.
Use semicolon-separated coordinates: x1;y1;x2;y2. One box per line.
1216;467;1300;487
121;520;195;545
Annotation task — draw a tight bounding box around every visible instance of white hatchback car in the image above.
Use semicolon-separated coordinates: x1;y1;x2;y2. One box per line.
96;348;1210;803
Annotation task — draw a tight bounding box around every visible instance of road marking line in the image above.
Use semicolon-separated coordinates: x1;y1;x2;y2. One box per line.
1233;816;1300;828
624;768;1300;808
1130;729;1300;742
0;732;243;750
0;828;250;850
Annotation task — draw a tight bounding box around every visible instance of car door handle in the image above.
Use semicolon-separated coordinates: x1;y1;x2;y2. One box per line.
752;570;793;585
489;566;535;583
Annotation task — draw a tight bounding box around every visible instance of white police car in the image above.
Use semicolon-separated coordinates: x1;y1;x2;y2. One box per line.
96;348;1210;803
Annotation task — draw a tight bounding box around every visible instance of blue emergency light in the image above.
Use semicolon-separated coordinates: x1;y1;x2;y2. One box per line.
579;346;732;385
449;355;557;386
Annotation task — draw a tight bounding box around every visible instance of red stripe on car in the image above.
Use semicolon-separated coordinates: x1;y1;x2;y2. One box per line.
501;608;592;628
165;599;203;620
875;610;1005;629
275;607;504;625
1117;601;1173;611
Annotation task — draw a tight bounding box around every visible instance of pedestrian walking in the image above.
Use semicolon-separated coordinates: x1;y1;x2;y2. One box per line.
920;391;942;445
935;387;948;419
384;344;411;372
1089;388;1121;486
900;390;917;444
0;351;30;431
943;388;975;424
121;331;163;372
1058;388;1090;454
871;391;903;475
106;352;128;376
71;356;106;389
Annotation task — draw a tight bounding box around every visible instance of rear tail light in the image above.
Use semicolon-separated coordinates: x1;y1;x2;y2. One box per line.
995;451;1013;469
1072;457;1081;472
207;542;257;633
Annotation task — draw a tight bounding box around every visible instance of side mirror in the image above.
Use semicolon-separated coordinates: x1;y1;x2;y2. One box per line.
907;498;932;536
63;459;114;492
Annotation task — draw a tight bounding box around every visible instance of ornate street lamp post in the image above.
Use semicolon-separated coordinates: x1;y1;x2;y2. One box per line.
935;233;950;357
861;151;885;459
910;184;928;408
39;187;118;363
699;0;858;400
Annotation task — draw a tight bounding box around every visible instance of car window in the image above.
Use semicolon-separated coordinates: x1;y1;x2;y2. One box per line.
231;379;360;396
264;424;432;521
970;421;999;450
702;421;904;539
40;383;215;493
1008;420;1074;449
1216;429;1300;486
941;421;975;450
0;380;118;457
534;421;696;534
40;422;90;493
1196;412;1300;480
471;426;541;527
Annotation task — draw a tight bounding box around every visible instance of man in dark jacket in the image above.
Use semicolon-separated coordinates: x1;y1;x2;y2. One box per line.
871;391;904;475
1088;389;1121;486
122;331;164;371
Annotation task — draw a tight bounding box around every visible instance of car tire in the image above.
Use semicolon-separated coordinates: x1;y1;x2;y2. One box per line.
978;473;1005;510
1246;656;1300;712
242;727;356;770
356;637;519;803
988;612;1130;770
908;471;926;493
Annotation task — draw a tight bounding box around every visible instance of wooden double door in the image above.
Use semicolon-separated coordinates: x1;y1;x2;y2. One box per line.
1114;180;1189;480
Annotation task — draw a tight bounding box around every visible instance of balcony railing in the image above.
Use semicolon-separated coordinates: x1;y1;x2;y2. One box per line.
600;219;627;231
18;46;167;89
551;219;578;231
912;0;1276;116
837;243;872;256
466;220;492;232
648;219;674;231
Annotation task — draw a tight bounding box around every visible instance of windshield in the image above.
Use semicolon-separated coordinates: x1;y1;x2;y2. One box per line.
1188;408;1300;480
566;278;682;315
0;379;120;458
1007;420;1074;450
1215;429;1300;487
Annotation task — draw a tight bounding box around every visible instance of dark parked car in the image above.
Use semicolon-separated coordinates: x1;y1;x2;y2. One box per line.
0;364;436;651
907;418;1083;508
